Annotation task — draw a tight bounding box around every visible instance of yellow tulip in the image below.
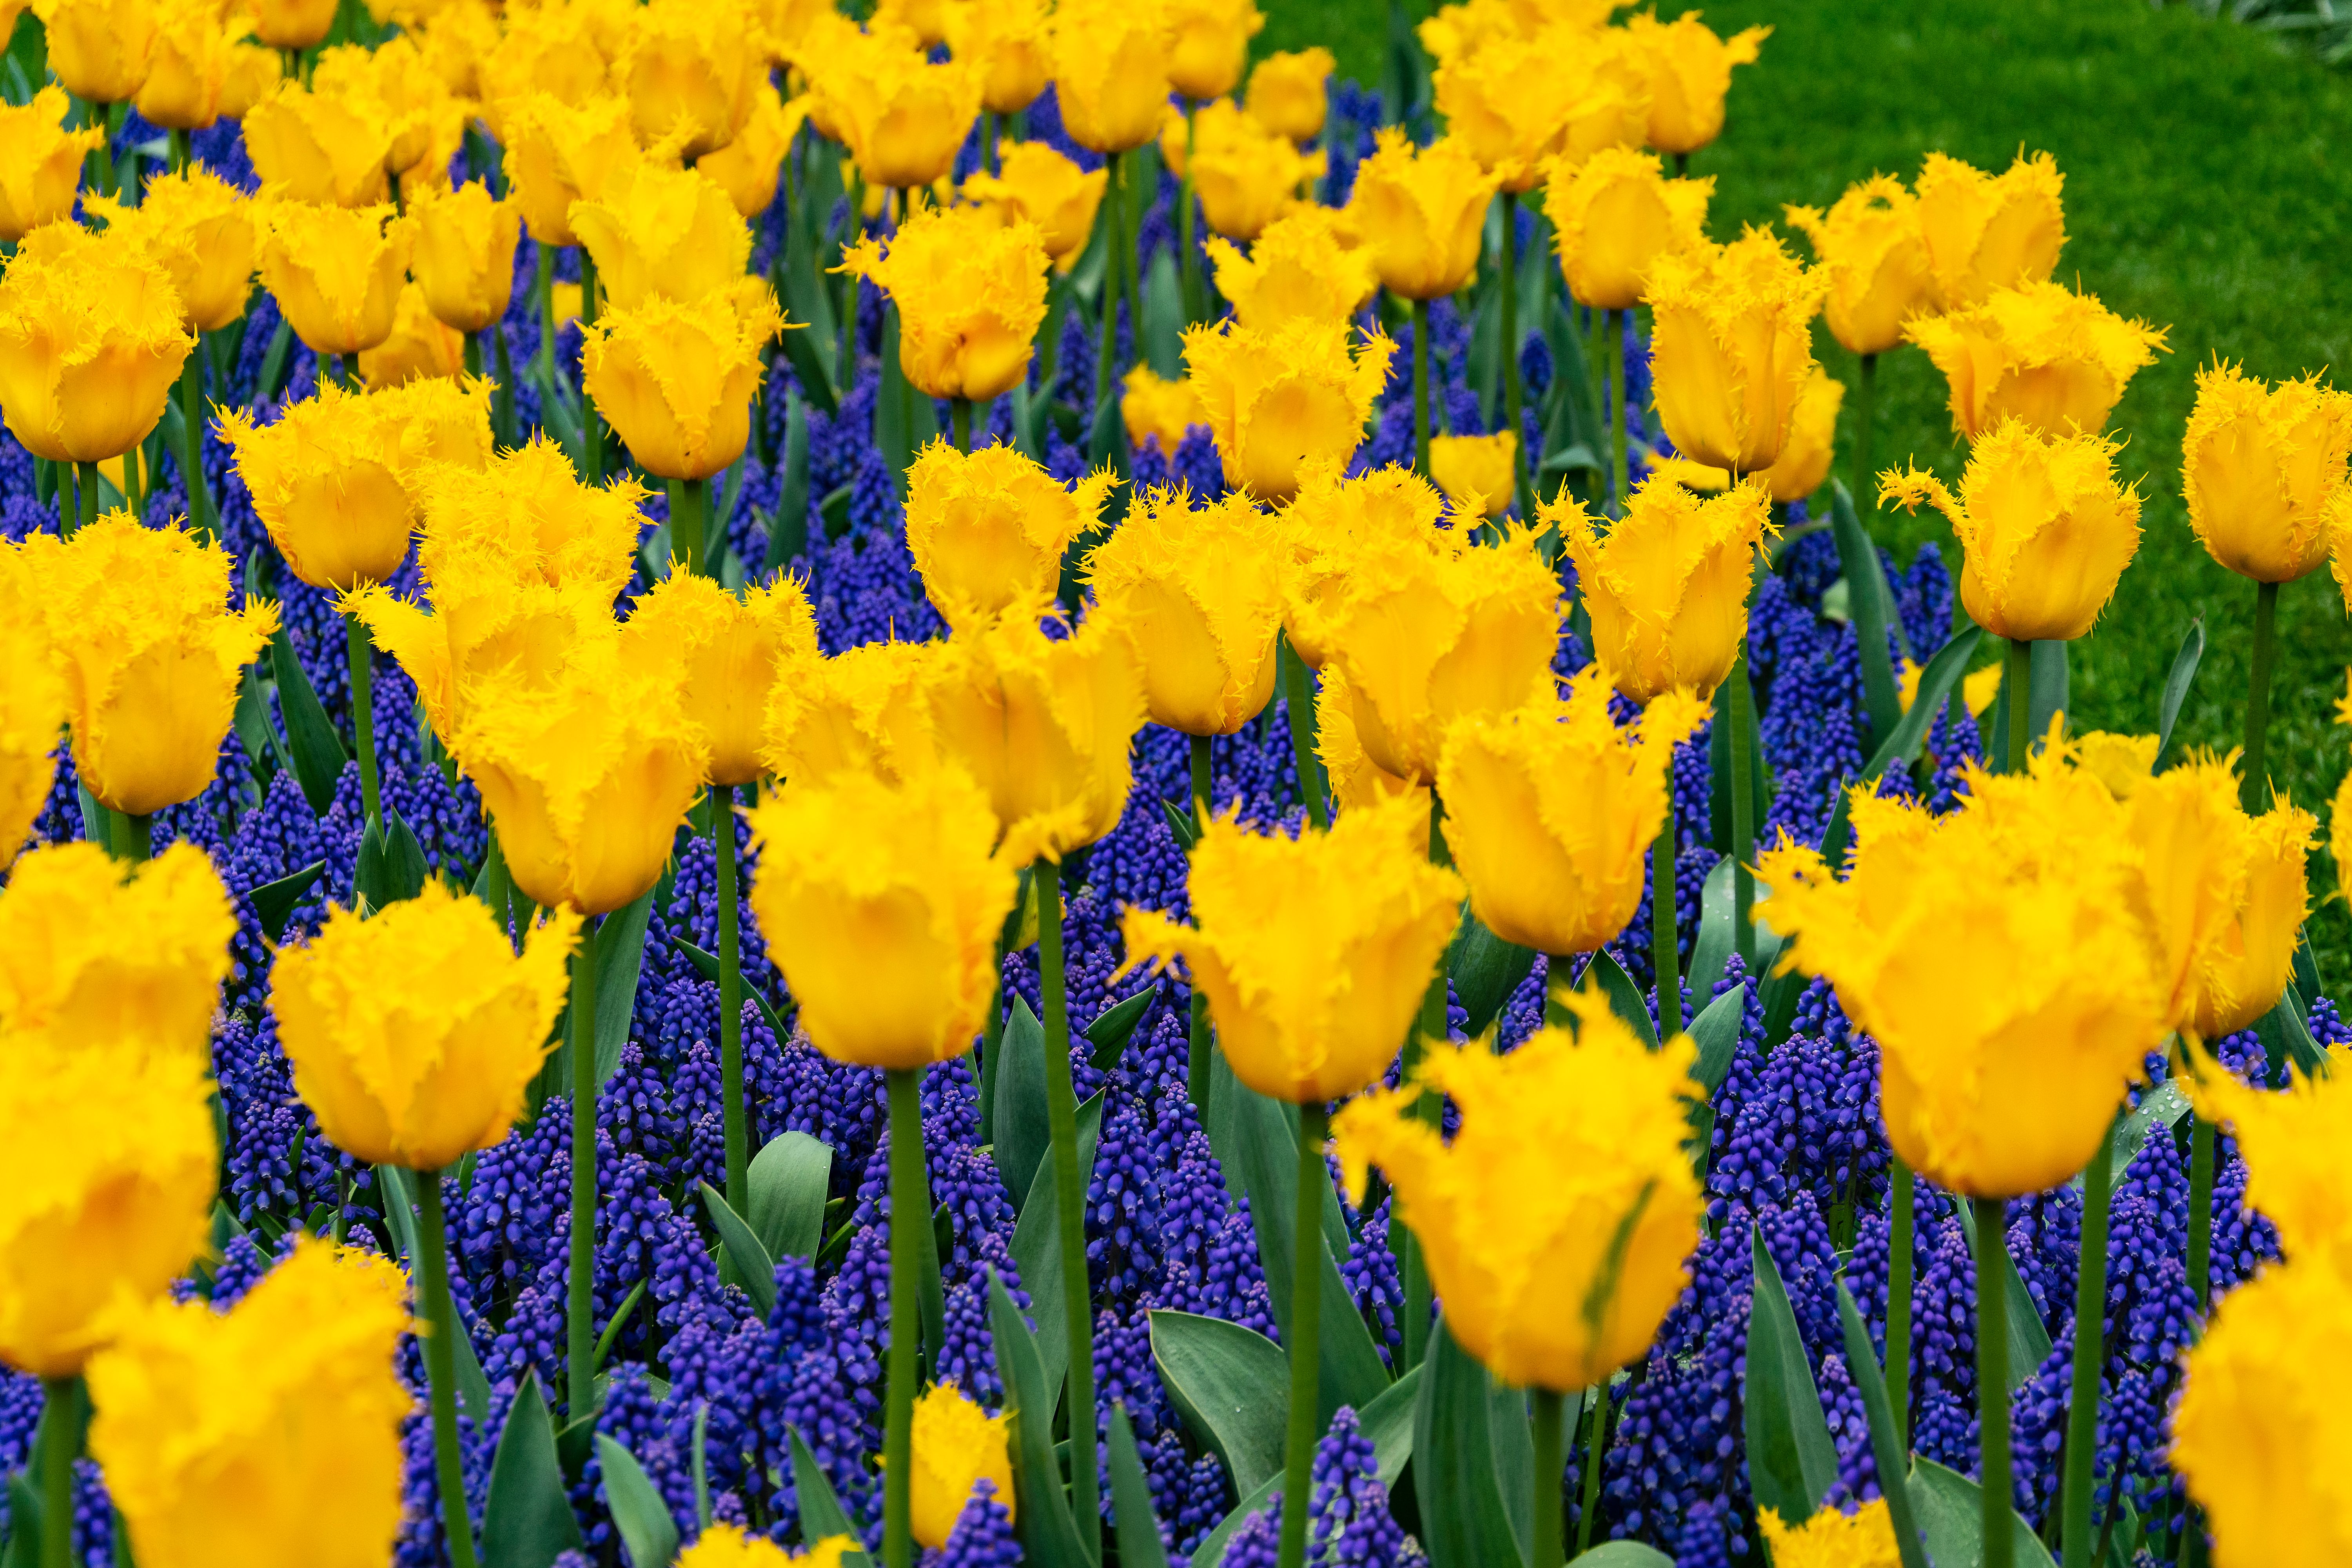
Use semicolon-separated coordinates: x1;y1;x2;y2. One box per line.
1545;145;1710;313
1645;225;1828;475
479;5;608;134
1278;463;1450;671
0;225;192;464
1245;46;1335;142
1049;0;1173;154
747;761;1018;1071
1881;419;2142;642
810;26;982;190
904;438;1115;630
246;0;336;50
1177;98;1322;242
87;164;256;333
502;93;644;250
760;639;944;786
1437;23;1644;192
842;201;1048;403
905;1382;1018;1549
569;162;752;313
615;0;763;160
1181;317;1393;503
1907;279;2166;441
626;572;822;788
701;83;807;221
34;0;155;105
1315;662;1428;815
1784;174;1938;358
961;140;1109;271
1334;983;1702;1389
0;89;103;242
135;0;249;131
1203;206;1379;332
0;591;60;875
1649;365;1843;505
2188;1044;2352;1283
1757;1501;1904;1568
1757;744;2165;1198
217;375;493;592
243;81;396;207
2181;360;2352;585
355;281;468;388
1915;149;2067;311
942;0;1051;115
681;1528;858;1568
2072;730;2159;800
1346;129;1500;301
1123;790;1463;1100
1440;669;1706;956
1428;431;1519;519
217;38;282;119
1085;484;1290;736
1120;364;1208;458
310;35;462;183
407;0;500;101
411;431;648;597
1163;0;1261;101
1416;0;1521;66
1622;9;1768;157
348;571;618;746
583;284;781;481
256;200;414;358
407;178;522;335
21;515;275;815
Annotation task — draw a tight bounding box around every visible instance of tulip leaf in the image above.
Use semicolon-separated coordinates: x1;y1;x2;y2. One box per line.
269;627;348;817
2112;1080;2190;1174
1083;988;1155;1072
2;1469;41;1568
993;998;1051;1209
2153;617;2205;771
1189;1364;1421;1568
1159;797;1201;851
2026;638;2070;757
1108;1405;1173;1568
354;806;428;911
255;315;293;403
1828;481;1907;751
1685;857;1740;998
700;1181;778;1318
1568;1547;1676;1567
483;1371;584;1568
1705;663;1766;858
1008;1089;1104;1398
376;1165;418;1263
1448;911;1539;1040
1412;1317;1531;1568
1834;1283;1932;1568
1149;1309;1290;1495
2294;926;2324;1018
595;1434;681;1568
1682;987;1747;1178
2258;983;2330;1083
786;1427;871;1564
1143;247;1185;379
1907;1456;2059;1568
592;880;662;1090
245;858;324;944
1584;949;1660;1049
1087;385;1128;474
1949;1201;2052;1396
1744;1223;1840;1526
766;394;811;575
748;1130;833;1261
234;661;276;785
778;316;839;422
987;1268;1096;1568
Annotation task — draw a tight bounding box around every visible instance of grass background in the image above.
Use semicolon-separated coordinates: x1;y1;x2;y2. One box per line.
1261;0;2352;977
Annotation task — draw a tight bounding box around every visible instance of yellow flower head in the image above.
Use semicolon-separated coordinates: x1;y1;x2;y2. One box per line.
1880;419;2141;642
255;200;415;357
760;639;944;786
408;178;522;334
1315;662;1428;815
347;573;619;746
747;761;1018;1071
843;200;1049;402
501;93;644;250
583;282;784;481
218;374;494;592
1332;983;1704;1390
1784;174;1937;358
1049;0;1172;154
2073;730;2159;801
1163;0;1261;100
614;0;764;161
246;0;338;53
1755;1499;1905;1568
312;34;465;182
1439;669;1707;957
406;0;501;101
1278;463;1450;670
1915;149;2067;311
0;1044;215;1378
2181;360;2352;585
1665;365;1846;505
1185;98;1323;243
681;1526;861;1568
1756;743;2165;1198
942;0;1051;115
136;0;251;131
1202;205;1380;332
85;1238;410;1568
0;559;60;873
1245;46;1336;142
271;883;580;1169
961;140;1107;271
0;223;194;464
413;434;650;603
22;515;277;815
2191;1048;2352;1285
1346;130;1501;301
1438;22;1644;192
701;84;808;221
1906;279;2167;442
87;162;257;333
1546;145;1710;313
1623;9;1768;155
479;4;609;130
1085;484;1291;736
810;24;982;189
1416;0;1522;66
570;162;753;313
904;438;1116;630
0;840;233;1067
34;0;157;105
1121;364;1209;458
354;279;467;388
1122;791;1465;1102
625;571;822;788
0;87;105;241
1644;225;1829;475
1548;472;1769;704
243;80;397;207
1428;431;1518;519
903;1382;1018;1548
216;38;283;120
1181;318;1393;503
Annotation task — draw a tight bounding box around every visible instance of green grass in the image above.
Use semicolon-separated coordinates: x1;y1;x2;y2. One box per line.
1267;0;2352;979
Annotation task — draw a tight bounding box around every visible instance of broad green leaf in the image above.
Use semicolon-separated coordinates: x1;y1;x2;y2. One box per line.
2257;984;2329;1081
1008;1091;1105;1398
1569;1546;1676;1566
1450;911;1538;1040
246;858;325;943
700;1181;777;1317
992;998;1050;1210
1083;989;1154;1072
1828;480;1906;750
1583;949;1659;1049
1412;1317;1529;1568
787;1427;870;1562
1685;858;1739;999
1108;1405;1172;1568
1189;1365;1421;1568
1907;1456;2058;1568
376;1165;418;1262
1686;987;1744;1093
1744;1225;1840;1525
1950;1202;2052;1396
594;1434;680;1568
1148;1310;1289;1495
765;394;811;574
2111;1080;2189;1174
748;1130;833;1261
593;882;661;1089
2154;618;2204;770
483;1371;584;1568
987;1270;1094;1568
270;626;347;816
354;805;428;909
1834;1284;1931;1568
1143;247;1185;378
1706;662;1766;858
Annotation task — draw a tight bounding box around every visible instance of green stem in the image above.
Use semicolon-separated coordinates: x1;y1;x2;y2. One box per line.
1500;191;1528;521
717;784;747;1206
1575;1382;1608;1555
39;1377;75;1568
535;243;555;384
580;250;603;483
882;1067;929;1568
464;328;483;387
1727;657;1756;967
1856;352;1878;527
1411;297;1430;480
178;344;212;541
2241;579;2278;812
2006;636;2033;774
671;476;707;577
1280;635;1328;830
1608;309;1628;517
566;913;599;1422
1888;1159;1914;1444
87;104;116;196
1651;821;1679;1032
982;109;997;175
168;126;190;173
118;812;152;862
951;396;972;454
1274;1100;1328;1568
414;1168;482;1568
493;325;517;451
1187;734;1212;1118
1401;792;1448;1371
840;174;864;378
2061;1123;2114;1568
1975;1195;2014;1568
1038;864;1102;1561
2187;1111;2215;1314
1532;1387;1566;1568
1096;152;1124;416
75;460;98;532
1179;103;1201;323
348;612;378;832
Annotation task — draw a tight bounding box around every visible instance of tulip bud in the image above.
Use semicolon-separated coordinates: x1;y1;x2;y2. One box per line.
1244;46;1334;142
1916;149;2067;310
1123;791;1464;1102
1437;22;1644;192
0;224;194;464
904;439;1115;630
842;201;1049;403
760;639;944;786
1050;0;1175;154
1334;984;1703;1390
1086;484;1291;736
1181;317;1393;503
1428;431;1518;519
961;140;1109;272
0;88;104;242
701;84;808;221
616;0;764;161
626;572;822;788
408;178;522;334
1784;174;1937;357
2181;360;2352;585
748;761;1019;1071
1192;100;1324;243
87;1239;410;1567
1545;145;1710;313
1203;206;1379;332
1622;9;1768;156
1346;129;1500;300
1278;463;1449;671
943;0;1051;115
1907;279;2166;441
1314;662;1427;815
87;164;257;333
256;200;414;358
247;0;336;50
502;93;644;250
1881;419;2141;642
1645;225;1829;475
809;26;982;190
904;1383;1018;1549
583;283;784;481
1163;0;1261;101
34;0;156;105
570;162;753;313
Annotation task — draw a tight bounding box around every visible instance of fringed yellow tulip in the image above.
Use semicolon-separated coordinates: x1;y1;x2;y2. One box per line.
1333;984;1703;1390
89;165;256;333
1644;225;1828;475
136;0;249;131
256;201;414;357
1245;46;1334;142
1881;419;2141;642
812;26;982;190
0;604;60;873
0;225;192;464
1049;0;1173;154
582;284;784;481
1906;279;2166;441
479;7;607;131
873;0;949;47
216;39;280;118
2189;1047;2352;1278
1428;432;1518;518
961;140;1108;271
1784;174;1937;358
87;1239;410;1568
760;640;943;786
1279;463;1450;670
747;762;1018;1071
1622;9;1768;156
615;0;764;160
1086;484;1290;735
701;84;806;221
246;0;336;50
1438;24;1644;191
626;572;821;787
2072;730;2159;800
409;179;521;334
1121;364;1208;457
1916;149;2067;310
906;1383;1017;1548
1664;368;1843;503
502;93;643;249
355;281;467;388
243;81;396;207
1315;664;1427;814
1546;146;1710;312
2182;361;2352;584
310;36;464;185
681;1528;859;1568
34;0;155;105
570;162;753;312
904;439;1114;630
943;0;1051;115
0;88;105;241
1165;0;1261;100
1346;130;1500;300
1203;206;1379;331
1187;99;1322;242
1756;1501;1904;1568
1181;318;1393;502
348;573;619;744
413;433;649;597
843;201;1048;402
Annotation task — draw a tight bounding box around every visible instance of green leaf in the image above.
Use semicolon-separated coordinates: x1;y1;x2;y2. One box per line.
748;1130;833;1261
2258;984;2330;1082
1143;247;1185;379
2;1466;41;1568
2111;1080;2189;1173
1108;1405;1173;1568
235;660;277;784
483;1370;584;1568
595;1433;682;1568
2028;638;2069;753
1744;1224;1840;1526
1159;796;1201;851
1833;1283;1931;1568
270;626;348;816
354;805;428;910
1818;624;1984;869
1950;1202;2052;1396
1569;1546;1676;1567
255;314;293;403
1583;949;1659;1048
765;395;811;575
593;882;661;1089
2153;617;2204;770
987;1270;1094;1568
1686;987;1744;1093
1412;1317;1530;1568
455;1290;492;1426
992;997;1050;1209
1684;858;1739;999
1449;911;1538;1040
1907;1455;2058;1568
246;858;325;943
1087;385;1128;475
377;1165;419;1262
1148;1309;1290;1495
1706;662;1766;857
1189;1365;1421;1568
700;1180;777;1317
786;1427;870;1560
1828;479;1907;751
779;321;838;421
1083;988;1155;1073
1008;1090;1105;1398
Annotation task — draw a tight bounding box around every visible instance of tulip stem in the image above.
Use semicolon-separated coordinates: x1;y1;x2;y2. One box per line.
1651;823;1679;1032
1727;656;1756;967
671;477;707;578
1411;297;1430;480
1400;794;1449;1373
414;1167;483;1568
74;461;98;533
118;812;152;862
1096;152;1125;421
982;111;998;176
1038;863;1103;1561
1887;1158;1914;1444
1499;191;1530;521
882;1065;930;1568
1974;1195;2014;1568
178;349;213;542
1531;1387;1566;1568
347;613;379;832
1855;352;1878;529
168;127;190;173
1275;1101;1328;1568
1188;732;1213;1118
2241;578;2278;813
1279;635;1329;830
2005;636;2033;774
534;244;555;385
1607;310;1628;518
1575;1381;1609;1555
951;397;972;454
579;250;603;484
566;912;599;1424
2186;1106;2215;1315
716;784;748;1207
1180;104;1203;326
38;1377;75;1568
2061;1120;2114;1568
